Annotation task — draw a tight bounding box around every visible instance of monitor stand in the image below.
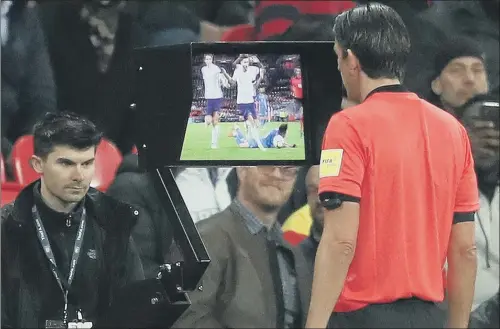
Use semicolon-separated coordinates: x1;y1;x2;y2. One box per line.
96;167;210;328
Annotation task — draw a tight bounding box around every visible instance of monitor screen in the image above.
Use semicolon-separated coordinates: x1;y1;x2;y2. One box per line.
180;53;306;161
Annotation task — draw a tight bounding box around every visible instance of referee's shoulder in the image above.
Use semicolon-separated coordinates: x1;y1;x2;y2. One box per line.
334;101;370;121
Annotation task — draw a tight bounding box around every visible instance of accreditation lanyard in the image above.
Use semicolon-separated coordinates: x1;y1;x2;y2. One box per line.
32;205;87;326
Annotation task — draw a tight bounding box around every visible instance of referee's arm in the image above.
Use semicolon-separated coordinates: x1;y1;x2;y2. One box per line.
306;114;364;329
446;130;480;329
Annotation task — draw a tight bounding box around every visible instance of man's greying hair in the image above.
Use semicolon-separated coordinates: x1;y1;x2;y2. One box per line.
333;3;411;80
33;112;103;158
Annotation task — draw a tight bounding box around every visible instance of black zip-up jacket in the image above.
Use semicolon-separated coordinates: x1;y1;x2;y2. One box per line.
1;180;144;328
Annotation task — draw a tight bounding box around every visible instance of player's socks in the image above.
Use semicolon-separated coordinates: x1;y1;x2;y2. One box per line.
214;125;220;146
211;125;219;148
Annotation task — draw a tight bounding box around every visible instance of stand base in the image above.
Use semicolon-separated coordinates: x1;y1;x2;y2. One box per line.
96;279;190;328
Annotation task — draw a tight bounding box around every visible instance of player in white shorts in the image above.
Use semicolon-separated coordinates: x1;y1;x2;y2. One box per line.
201;54;229;149
221;54;266;151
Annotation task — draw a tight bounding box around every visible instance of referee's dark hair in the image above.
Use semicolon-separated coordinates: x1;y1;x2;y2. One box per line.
333;2;411;81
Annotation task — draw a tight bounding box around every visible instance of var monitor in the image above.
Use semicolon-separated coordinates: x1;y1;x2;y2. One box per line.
133;42;342;168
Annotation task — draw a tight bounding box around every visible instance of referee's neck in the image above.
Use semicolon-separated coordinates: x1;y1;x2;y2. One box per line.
360;78;402;102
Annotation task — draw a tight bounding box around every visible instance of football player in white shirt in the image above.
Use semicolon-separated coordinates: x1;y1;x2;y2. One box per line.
221;55;266;151
201;54;228;149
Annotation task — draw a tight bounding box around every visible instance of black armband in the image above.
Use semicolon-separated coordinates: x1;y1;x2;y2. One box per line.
319;192;360;210
453;212;475;224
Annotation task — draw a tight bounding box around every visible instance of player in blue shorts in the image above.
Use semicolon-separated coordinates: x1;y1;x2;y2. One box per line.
255;87;271;128
232;123;296;149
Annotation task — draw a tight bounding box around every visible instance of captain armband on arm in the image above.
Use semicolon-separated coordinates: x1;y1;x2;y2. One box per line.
453;212;475;224
319;192;361;210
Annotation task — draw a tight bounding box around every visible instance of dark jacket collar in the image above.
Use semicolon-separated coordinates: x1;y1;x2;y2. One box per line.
7;180;138;233
32;182;85;230
365;84;408;101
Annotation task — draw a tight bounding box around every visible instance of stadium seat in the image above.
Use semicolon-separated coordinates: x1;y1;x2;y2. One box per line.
1;154;6;183
11;135;39;185
221;24;255;42
10;135;122;191
1;182;23;206
92;139;123;192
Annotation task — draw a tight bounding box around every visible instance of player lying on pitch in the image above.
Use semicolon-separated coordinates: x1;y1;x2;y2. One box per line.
232;123;296;149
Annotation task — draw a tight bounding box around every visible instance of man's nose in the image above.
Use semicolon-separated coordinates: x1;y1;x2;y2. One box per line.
71;166;85;181
463;69;476;84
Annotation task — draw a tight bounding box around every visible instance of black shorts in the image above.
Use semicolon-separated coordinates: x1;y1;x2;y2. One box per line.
328;298;445;328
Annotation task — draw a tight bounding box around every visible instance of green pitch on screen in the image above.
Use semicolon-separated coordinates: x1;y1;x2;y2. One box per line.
180;122;306;161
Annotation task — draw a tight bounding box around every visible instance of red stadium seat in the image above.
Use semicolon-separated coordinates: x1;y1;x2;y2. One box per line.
1;154;6;183
91;139;122;192
221;24;255;42
10;135;122;191
11;135;39;185
1;182;22;206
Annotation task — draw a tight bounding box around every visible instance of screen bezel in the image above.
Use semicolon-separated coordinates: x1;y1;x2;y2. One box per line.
133;41;341;168
182;48;308;164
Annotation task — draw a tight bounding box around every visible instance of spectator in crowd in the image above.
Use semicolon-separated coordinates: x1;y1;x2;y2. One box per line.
131;1;253;47
1;0;56;169
306;4;479;328
1;112;144;328
106;155;239;278
430;36;489;117
281;165;323;250
254;0;355;40
420;0;499;95
175;168;236;222
173;166;311;328
458;93;499;311
184;0;254;40
281;202;311;245
38;1;141;155
298;165;324;271
267;17;340;226
359;0;448;100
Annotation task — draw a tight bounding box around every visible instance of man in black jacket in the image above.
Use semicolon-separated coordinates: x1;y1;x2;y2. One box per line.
1;112;144;328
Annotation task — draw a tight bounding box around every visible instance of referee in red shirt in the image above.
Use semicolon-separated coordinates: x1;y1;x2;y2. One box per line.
305;3;480;329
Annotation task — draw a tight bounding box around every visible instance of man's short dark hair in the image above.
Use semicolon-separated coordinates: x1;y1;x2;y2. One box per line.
278;124;288;135
333;3;411;80
33;112;103;158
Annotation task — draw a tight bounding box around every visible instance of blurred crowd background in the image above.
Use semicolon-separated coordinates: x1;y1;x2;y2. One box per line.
1;0;499;327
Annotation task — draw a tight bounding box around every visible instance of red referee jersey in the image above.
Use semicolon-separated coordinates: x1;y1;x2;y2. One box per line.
318;86;480;312
290;76;303;99
254;0;356;40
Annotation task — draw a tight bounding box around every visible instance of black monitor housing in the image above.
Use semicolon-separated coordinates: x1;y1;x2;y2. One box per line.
124;42;342;327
